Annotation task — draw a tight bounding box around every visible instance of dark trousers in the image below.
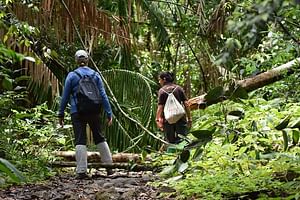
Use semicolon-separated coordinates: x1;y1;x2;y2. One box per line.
71;113;106;145
163;118;188;144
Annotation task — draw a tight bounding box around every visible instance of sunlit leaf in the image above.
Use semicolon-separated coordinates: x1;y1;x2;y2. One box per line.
238;146;248;155
3;35;8;43
50;50;59;58
24;56;35;62
57;138;66;145
24;40;31;47
177;162;188;173
165;175;183;183
160;165;176;177
289;118;300;129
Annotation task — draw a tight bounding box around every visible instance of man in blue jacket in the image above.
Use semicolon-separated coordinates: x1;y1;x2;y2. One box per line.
58;50;113;179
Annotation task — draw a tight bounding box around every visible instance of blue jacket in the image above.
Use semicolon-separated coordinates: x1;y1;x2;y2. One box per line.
58;66;112;118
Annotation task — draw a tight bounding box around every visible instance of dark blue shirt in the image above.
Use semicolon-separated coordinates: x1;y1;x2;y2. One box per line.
58;66;112;118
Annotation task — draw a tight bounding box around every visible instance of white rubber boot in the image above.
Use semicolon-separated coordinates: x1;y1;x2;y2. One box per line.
97;142;113;175
75;145;87;174
96;142;113;163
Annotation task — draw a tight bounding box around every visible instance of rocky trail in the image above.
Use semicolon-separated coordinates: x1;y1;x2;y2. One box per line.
0;170;175;200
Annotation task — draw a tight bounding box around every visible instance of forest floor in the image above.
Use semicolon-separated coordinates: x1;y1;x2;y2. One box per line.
0;169;176;200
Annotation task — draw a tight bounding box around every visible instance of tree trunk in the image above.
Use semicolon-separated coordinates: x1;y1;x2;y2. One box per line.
51;161;155;171
188;58;300;110
53;151;150;163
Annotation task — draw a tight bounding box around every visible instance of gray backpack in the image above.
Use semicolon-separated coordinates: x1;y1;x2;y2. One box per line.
74;70;102;114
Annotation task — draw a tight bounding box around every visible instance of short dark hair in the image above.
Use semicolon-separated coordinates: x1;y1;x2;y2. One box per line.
76;57;88;66
159;71;174;83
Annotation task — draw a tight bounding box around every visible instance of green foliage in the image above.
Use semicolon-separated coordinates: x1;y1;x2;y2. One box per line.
216;0;300;78
204;86;224;102
254;73;300;103
139;0;171;50
0;44;30;93
0;102;71;186
155;94;300;199
171;153;299;199
1;0;300;198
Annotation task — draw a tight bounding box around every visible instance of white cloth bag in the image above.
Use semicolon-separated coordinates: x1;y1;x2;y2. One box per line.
162;87;186;124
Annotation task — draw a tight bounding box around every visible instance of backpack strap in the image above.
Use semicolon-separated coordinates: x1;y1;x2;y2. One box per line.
171;86;178;93
161;86;178;95
73;70;82;79
72;70;83;104
74;70;97;78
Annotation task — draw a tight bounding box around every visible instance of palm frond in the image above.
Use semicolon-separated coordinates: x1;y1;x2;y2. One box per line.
195;0;207;35
140;0;171;50
100;69;162;152
11;0;113;46
206;0;231;37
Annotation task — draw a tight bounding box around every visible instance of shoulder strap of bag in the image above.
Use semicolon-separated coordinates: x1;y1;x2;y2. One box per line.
74;70;97;79
72;70;82;104
73;70;82;79
161;86;178;95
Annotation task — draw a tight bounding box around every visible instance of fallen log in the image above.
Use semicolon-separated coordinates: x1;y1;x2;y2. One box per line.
53;151;150;163
188;57;300;110
51;161;155;172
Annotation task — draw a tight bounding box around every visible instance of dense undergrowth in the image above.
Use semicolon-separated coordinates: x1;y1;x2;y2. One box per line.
153;82;300;199
1;1;300;199
1;82;300;200
0;91;73;185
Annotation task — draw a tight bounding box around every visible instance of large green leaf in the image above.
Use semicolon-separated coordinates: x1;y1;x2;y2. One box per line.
0;158;25;183
190;128;215;139
227;110;245;120
204;86;224;102
292;130;299;146
2;76;13;90
230;86;248;100
289;118;300;129
282;130;289;151
179;149;190;163
140;0;171;50
275;115;291;130
192;147;204;161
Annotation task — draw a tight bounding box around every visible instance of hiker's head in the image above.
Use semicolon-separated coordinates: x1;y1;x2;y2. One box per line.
159;71;174;86
75;50;89;66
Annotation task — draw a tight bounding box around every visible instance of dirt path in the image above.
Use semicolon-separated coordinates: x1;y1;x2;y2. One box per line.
0;170;174;200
